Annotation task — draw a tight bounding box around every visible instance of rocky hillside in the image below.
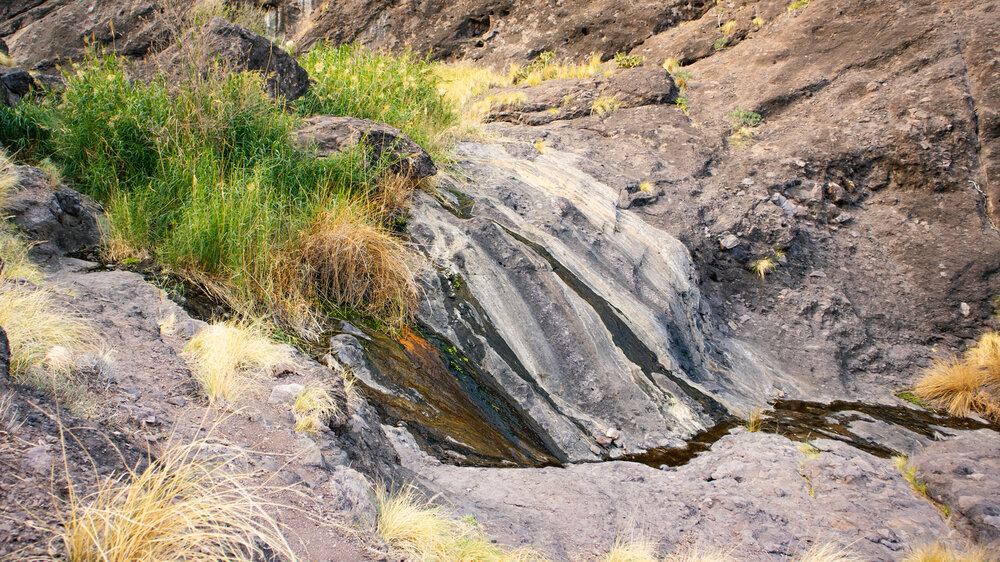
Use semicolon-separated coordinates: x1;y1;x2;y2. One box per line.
1;0;999;560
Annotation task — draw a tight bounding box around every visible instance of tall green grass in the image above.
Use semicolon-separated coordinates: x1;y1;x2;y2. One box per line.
296;44;457;158
0;46;455;335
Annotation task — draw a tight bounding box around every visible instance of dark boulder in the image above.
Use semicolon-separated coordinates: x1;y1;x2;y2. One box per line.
2;0;172;72
154;17;309;102
0;326;9;384
295;115;438;179
0;67;33;108
0;38;8;56
2;166;102;258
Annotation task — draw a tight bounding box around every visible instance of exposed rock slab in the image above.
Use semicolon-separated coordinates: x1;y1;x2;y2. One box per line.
390;425;958;560
913;429;1000;547
408;141;792;462
1;165;102;258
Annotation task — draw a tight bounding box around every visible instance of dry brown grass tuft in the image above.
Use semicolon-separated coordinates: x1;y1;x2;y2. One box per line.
297;201;416;328
184;321;288;406
794;542;862;562
61;437;294;561
604;535;658;562
914;359;991;418
292;383;338;435
374;484;547;560
902;541;998;562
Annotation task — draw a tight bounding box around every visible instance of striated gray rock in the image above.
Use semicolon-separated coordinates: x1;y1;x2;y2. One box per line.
389;426;958;560
913;430;1000;547
323;466;379;530
407;141;792;462
153;17;308;101
295;115;437;179
1;166;102;258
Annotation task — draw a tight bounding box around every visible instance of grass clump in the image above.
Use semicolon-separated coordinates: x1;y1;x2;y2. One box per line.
902;542;998;562
61;437;294;561
592;96;623;118
604;535;658;561
913;332;1000;421
0;52;14;68
292;383;338;434
794;543;862;562
728;108;764;145
788;0;809;12
614;52;645;69
893;455;928;496
375;484;546;560
296;43;457;159
184;321;288;405
510;51;606;85
298;201;417;325
1;48;431;334
750;256;778;279
743;407;763;432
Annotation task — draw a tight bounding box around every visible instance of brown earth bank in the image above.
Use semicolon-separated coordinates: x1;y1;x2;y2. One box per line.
2;0;1000;560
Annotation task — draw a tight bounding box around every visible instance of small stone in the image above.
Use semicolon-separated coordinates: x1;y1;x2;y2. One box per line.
166;396;186;407
960;302;971;317
296;436;325;467
23;446;52;474
269;383;305;405
741;178;755;187
833;213;854;224
720;234;741;250
271;362;297;378
589;443;602;455
605;428;622;440
809;270;827;278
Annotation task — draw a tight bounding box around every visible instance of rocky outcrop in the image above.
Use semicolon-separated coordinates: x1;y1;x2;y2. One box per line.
295;116;437;179
1;165;102;258
152;17;309;101
271;0;714;66
0;66;33;108
913;430;1000;547
1;0;172;72
481;67;678;125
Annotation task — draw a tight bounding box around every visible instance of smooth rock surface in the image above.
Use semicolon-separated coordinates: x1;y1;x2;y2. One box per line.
913;430;1000;547
390;426;958;560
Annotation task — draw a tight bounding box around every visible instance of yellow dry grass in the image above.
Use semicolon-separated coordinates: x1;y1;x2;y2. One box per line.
902;542;999;562
0;284;99;385
794;543;863;562
297;201;417;329
914;359;992;418
592;96;623;117
0;52;14;68
61;437;295;561
893;455;928;496
292;383;338;434
751;257;778;279
604;535;658;562
374;484;547;561
664;547;733;562
743;407;763;432
183;321;288;405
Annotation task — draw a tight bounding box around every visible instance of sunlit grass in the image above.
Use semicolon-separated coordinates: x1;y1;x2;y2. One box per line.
901;542;997;562
184;321;288;405
375;484;547;560
61;437;295;561
292;383;338;434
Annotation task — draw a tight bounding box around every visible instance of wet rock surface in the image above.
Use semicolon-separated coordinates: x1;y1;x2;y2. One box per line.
389;425;961;560
913;430;1000;547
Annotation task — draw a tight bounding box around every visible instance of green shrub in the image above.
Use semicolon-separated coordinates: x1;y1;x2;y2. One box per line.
295;44;457;159
3;50;432;335
613;52;644;69
728;108;764;129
